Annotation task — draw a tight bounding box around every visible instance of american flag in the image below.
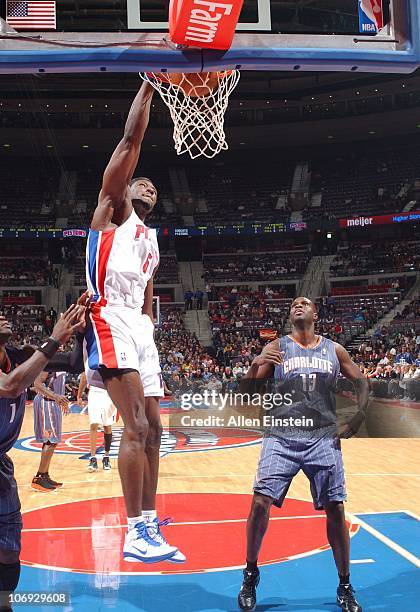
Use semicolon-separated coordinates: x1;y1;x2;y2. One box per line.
6;1;56;30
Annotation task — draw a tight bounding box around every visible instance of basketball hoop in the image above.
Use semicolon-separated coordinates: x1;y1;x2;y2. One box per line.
141;70;240;160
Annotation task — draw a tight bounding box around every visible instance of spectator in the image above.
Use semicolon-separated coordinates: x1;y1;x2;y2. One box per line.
195;289;204;310
184;290;193;311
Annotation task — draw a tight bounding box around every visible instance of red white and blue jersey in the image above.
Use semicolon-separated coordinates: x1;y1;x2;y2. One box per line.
86;210;159;310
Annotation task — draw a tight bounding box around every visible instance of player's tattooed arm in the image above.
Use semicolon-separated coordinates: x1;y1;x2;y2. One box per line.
240;340;284;396
92;81;154;230
335;343;370;438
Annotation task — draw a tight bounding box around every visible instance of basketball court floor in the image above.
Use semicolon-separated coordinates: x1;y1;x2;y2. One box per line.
10;398;420;611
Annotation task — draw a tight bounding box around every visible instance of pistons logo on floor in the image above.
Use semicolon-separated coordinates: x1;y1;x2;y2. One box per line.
15;427;262;458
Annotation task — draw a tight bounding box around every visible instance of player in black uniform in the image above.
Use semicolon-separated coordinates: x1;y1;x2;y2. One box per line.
238;297;369;612
0;301;86;612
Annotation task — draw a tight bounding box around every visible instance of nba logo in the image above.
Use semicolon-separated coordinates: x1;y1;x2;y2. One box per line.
358;0;384;33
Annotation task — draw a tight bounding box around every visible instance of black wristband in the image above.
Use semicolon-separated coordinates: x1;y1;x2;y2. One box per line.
37;336;60;360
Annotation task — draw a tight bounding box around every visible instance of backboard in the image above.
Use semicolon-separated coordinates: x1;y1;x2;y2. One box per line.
128;0;272;31
0;0;418;74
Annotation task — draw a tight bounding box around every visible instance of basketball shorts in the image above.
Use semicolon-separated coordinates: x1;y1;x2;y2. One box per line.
253;434;347;510
84;306;164;398
33;395;63;444
88;386;117;427
0;455;22;552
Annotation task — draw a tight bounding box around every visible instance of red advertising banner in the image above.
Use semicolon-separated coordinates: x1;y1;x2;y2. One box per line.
1;296;37;305
339;211;420;229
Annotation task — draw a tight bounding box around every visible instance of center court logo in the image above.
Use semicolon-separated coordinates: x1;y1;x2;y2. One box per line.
15;426;262;459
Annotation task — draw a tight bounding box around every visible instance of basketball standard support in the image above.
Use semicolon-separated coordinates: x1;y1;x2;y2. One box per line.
0;0;418;74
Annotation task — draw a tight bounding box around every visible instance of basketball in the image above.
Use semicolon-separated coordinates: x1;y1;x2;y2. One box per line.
166;72;221;97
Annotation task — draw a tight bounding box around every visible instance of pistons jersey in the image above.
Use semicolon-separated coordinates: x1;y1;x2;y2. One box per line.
86;210;159;309
269;335;341;437
0;347;27;456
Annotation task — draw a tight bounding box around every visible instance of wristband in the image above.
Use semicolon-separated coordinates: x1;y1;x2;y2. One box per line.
38;336;60;360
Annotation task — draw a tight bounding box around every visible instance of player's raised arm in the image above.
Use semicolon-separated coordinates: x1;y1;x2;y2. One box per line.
0;305;83;398
91;81;154;230
335;343;370;438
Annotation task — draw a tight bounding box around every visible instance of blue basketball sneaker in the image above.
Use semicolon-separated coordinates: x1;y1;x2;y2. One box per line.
123;520;178;563
145;517;186;563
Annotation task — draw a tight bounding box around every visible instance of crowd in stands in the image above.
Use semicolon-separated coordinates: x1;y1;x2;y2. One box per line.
0;305;56;346
331;241;420;276
155;256;179;284
315;291;402;342
1;293;418;401
0;258;57;287
156;308;239;395
203;251;310;283
309;143;420;220
0;140;417;233
209;293;290;367
348;327;420;401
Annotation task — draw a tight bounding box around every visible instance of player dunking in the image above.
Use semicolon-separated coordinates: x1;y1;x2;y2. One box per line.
237;297;367;612
84;81;184;563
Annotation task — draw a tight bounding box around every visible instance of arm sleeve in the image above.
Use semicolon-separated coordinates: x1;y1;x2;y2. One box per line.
6;345;36;365
45;333;85;375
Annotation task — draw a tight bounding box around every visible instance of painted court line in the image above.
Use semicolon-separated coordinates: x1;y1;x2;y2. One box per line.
356;515;420;568
18;473;420;488
403;510;420;521
350;559;375;564
22;514;327;533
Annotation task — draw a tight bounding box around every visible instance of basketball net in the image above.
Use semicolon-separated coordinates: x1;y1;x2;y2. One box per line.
141;71;240;160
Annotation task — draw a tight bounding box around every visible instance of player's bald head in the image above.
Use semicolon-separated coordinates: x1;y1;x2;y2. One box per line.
290;297;318;325
291;296;316;311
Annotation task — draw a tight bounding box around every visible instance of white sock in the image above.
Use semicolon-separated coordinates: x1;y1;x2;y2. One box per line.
142;510;157;522
127;516;144;531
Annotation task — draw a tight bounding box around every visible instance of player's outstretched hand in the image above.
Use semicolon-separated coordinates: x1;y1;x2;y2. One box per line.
253;345;284;367
75;291;92;334
338;410;365;439
51;304;85;345
337;423;354;439
56;395;70;415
